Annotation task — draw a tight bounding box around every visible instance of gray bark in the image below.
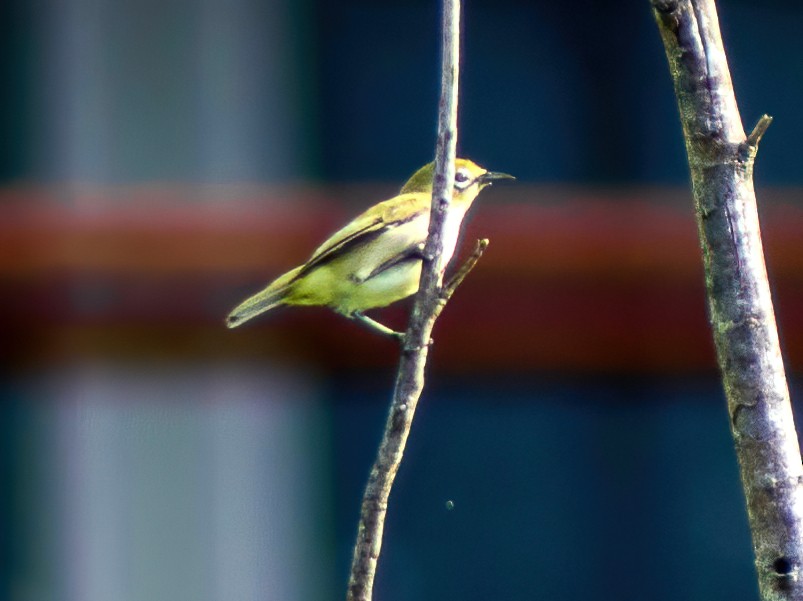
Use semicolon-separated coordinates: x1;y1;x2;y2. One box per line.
345;0;464;599
651;1;803;599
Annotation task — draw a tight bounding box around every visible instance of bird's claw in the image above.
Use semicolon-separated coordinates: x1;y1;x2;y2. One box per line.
400;335;435;353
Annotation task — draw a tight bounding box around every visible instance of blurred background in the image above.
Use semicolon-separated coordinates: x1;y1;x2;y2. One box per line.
2;0;803;600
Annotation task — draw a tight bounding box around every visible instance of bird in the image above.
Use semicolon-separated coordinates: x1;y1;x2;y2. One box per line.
225;158;514;338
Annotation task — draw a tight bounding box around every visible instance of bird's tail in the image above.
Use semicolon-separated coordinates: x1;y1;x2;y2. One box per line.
225;266;302;328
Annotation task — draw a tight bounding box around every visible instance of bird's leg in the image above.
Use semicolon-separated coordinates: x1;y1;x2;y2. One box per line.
348;312;435;351
349;311;404;340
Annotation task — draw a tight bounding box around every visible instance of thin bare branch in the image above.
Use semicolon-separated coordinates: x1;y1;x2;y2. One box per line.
345;1;463;599
443;238;489;300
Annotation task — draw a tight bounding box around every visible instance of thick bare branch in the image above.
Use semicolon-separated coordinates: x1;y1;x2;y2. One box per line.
651;1;803;599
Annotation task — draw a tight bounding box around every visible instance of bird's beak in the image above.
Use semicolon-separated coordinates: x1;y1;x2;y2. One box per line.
478;171;516;186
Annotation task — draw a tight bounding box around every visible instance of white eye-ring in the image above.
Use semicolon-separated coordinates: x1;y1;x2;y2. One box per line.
454;168;472;189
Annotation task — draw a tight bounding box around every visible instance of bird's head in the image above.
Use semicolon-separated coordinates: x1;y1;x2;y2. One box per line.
399;158;514;205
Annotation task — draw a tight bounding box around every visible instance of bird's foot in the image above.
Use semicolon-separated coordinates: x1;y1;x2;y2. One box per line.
401;336;434;353
348;312;434;350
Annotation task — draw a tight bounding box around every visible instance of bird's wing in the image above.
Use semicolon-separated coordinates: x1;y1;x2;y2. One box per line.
296;193;429;277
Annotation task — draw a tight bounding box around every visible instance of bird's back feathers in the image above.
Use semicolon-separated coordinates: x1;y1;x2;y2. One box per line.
298;194;428;277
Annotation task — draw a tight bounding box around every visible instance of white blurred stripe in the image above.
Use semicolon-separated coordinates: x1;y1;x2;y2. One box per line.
44;361;329;601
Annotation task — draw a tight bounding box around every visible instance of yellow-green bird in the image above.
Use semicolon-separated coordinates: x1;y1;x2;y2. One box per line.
226;158;513;338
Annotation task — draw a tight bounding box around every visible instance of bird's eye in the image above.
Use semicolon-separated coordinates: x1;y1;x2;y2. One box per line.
454;169;471;188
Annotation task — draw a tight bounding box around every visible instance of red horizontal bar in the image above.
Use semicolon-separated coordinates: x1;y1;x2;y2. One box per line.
2;184;802;373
